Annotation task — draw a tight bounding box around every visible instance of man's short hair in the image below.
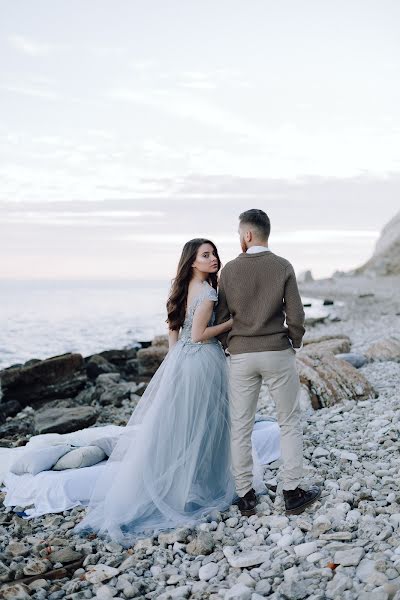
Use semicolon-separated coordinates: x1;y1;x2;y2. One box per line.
239;209;271;241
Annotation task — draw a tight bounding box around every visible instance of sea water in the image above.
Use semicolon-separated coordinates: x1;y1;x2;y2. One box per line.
0;280;329;370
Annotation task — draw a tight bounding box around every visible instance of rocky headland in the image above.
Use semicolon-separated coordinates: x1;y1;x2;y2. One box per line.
1;212;400;600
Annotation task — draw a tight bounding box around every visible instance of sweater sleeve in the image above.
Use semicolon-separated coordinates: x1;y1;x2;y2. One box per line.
214;270;230;349
284;264;305;348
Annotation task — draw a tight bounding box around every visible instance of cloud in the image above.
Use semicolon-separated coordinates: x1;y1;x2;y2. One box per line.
114;230;380;245
178;71;217;90
0;210;165;226
131;59;158;71
7;34;52;56
88;46;125;58
1;83;59;100
108;87;261;140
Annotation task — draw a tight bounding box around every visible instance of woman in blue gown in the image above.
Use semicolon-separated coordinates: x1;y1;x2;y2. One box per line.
74;239;245;547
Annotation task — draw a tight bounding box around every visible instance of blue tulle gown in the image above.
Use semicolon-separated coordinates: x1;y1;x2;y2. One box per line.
74;282;251;547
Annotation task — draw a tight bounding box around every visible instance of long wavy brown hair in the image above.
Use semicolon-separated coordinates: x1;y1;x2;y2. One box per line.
166;238;221;331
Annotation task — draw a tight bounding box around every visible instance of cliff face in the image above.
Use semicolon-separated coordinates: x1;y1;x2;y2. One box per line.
357;210;400;275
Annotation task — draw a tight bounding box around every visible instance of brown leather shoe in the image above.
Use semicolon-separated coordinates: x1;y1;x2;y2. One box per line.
283;485;321;515
237;488;257;516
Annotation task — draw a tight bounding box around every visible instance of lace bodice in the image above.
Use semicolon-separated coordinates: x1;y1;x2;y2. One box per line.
180;282;219;349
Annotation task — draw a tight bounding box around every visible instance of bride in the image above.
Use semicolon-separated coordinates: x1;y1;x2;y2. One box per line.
74;238;261;547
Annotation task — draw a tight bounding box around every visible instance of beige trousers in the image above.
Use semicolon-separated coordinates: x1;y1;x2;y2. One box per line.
228;348;303;496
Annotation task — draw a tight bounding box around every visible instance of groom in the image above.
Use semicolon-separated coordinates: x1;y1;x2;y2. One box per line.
215;209;321;516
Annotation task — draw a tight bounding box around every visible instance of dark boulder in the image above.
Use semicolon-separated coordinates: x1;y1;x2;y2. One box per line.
34;406;98;434
0;399;22;420
0;353;87;407
85;355;118;379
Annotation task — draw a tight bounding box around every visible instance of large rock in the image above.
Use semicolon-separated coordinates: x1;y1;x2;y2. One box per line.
137;346;168;377
357;209;400;275
303;335;351;355
99;382;139;407
297;350;376;408
95;372;121;394
365;336;400;362
97;348;137;366
84;348;138;381
86;355;118;379
0;399;22;419
34;406;98;434
152;335;169;347
0;353;87;407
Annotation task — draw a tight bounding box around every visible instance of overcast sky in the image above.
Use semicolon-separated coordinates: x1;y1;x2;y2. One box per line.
0;1;399;280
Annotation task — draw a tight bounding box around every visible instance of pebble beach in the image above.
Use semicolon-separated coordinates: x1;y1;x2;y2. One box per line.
1;272;400;600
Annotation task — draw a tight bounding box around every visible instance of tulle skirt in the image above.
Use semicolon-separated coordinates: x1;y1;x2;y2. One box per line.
74;339;238;547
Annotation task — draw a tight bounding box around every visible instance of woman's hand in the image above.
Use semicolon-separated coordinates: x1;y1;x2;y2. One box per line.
222;317;233;332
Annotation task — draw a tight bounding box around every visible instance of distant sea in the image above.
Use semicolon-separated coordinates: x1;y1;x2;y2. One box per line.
0;280;329;370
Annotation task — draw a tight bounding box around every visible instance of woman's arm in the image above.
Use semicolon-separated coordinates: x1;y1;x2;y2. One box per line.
168;328;179;350
191;300;232;343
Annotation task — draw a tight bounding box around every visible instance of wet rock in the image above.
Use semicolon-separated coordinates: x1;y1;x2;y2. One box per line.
0;399;22;418
73;384;96;405
98;382;137;407
0;352;87;406
34;406;98;434
86;355;118;379
97;348;137;369
0;416;34;442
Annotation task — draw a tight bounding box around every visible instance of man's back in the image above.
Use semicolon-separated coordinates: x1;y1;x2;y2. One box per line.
215;250;305;354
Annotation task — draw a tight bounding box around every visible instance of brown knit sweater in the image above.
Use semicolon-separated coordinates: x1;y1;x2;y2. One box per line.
215;251;305;354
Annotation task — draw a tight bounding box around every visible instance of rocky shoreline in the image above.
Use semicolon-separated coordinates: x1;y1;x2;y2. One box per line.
1;274;400;600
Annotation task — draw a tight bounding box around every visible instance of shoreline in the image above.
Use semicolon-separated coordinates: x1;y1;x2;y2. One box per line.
1;274;400;599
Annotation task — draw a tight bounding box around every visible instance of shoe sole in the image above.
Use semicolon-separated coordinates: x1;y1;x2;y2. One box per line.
285;488;322;515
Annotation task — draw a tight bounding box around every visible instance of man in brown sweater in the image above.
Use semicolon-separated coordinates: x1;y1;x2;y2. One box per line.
215;209;321;516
